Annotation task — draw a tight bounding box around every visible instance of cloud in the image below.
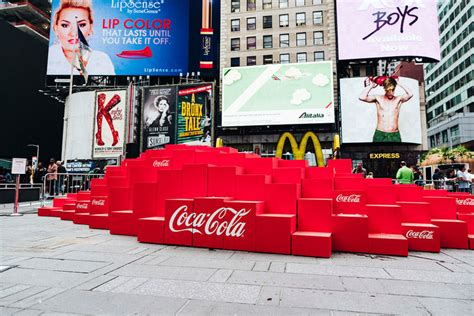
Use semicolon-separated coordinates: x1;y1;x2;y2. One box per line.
285;67;303;79
312;74;330;87
291;89;311;105
223;69;242;85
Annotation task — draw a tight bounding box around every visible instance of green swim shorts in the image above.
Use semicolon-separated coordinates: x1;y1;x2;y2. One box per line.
372;129;401;142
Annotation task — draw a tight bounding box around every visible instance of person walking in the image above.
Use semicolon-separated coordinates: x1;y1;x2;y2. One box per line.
352;162;367;178
464;168;473;194
396;161;414;184
456;166;470;193
47;158;58;196
33;162;46;184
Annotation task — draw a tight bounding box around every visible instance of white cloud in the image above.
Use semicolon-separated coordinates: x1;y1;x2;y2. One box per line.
291;88;311;105
223;69;242;85
285;67;303;79
312;74;330;87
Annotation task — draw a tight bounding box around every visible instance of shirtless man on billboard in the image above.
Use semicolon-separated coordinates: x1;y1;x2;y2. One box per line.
359;77;413;142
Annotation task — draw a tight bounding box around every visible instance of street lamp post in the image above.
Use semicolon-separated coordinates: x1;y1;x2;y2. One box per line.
27;144;39;169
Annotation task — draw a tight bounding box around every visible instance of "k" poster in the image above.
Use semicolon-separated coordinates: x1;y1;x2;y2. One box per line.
93;90;127;158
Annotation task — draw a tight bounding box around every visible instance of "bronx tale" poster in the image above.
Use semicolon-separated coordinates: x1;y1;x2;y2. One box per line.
142;86;177;150
176;84;213;145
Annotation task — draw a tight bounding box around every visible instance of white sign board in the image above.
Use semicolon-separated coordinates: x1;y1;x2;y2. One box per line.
12;158;27;175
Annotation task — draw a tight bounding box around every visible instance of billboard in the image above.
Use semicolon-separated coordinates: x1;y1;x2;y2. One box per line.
222;62;334;127
47;0;190;76
93;90;128;158
177;84;213;146
340;77;421;144
142;86;177;150
336;0;441;62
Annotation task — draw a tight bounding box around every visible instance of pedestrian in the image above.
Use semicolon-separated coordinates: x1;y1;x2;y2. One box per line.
366;172;374;179
352;162;367;178
413;167;424;186
396;161;414;184
432;168;443;189
456;166;470;193
33;162;46;184
464;168;473;194
47;158;58;196
56;161;67;195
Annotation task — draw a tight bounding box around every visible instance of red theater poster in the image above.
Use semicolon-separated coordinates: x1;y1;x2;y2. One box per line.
93;90;127;158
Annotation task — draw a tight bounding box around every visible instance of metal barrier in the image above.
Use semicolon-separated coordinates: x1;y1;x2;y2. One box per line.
41;173;104;206
391;179;473;193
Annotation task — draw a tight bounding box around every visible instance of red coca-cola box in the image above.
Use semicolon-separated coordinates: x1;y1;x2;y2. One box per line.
192;197;230;249
223;200;264;252
302;178;333;198
333;190;367;215
156;169;182;215
208;166;243;197
453;196;474;214
164;198;194;246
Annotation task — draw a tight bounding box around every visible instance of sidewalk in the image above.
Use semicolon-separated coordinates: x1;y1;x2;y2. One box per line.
1;214;473;315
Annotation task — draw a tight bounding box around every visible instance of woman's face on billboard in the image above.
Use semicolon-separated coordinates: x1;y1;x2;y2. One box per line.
54;8;93;51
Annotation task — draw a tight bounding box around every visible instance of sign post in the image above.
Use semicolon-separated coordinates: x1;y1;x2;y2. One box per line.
11;158;27;217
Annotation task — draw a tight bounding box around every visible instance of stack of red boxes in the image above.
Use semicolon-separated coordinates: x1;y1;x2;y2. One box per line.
39;145;473;257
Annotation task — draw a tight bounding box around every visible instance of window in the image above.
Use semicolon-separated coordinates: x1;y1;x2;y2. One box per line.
231;38;240;51
231;19;240;32
296;32;306;46
279;14;289;27
247;17;256;30
297;52;307;63
442;130;448;143
279;34;289;47
247;56;256;66
314;51;324;61
280;53;290;64
263;35;273;48
296;0;305;6
231;58;240;67
313;0;322;4
313;11;323;25
313;31;324;44
247;36;256;49
430;136;435;148
263;16;272;29
263;55;273;65
247;0;256;11
231;0;240;13
279;0;288;8
263;0;272;9
450;125;459;138
296;13;306;26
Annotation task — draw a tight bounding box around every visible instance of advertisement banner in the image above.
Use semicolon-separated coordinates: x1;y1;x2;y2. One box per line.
336;0;441;62
47;0;190;76
93;90;127;158
176;84;213;146
222;62;334;127
340;77;421;144
142;86;177;150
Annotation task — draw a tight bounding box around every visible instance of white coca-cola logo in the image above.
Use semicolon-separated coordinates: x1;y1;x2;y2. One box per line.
456;198;474;206
169;206;250;237
336;194;361;203
406;230;434;240
76;203;88;209
91;199;105;206
152;159;170;167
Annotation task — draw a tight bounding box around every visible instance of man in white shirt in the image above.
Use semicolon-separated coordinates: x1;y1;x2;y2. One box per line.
465;168;473;194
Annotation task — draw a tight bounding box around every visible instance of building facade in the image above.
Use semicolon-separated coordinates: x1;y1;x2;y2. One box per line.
424;0;473;149
219;0;337;153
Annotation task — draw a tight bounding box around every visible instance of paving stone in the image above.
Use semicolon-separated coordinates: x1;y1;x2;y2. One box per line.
257;286;282;305
0;285;48;306
29;289;187;315
0;284;31;299
131;279;261;304
74;275;119;291
159;257;255;271
252;261;270;272
228;270;345;291
109;263;216;281
18;258;110;273
269;262;286;273
52;250;141;264
286;262;391;279
280;288;429;314
384;268;472;285
9;288;67;309
177;299;331;315
208;269;233;283
0;268;95;289
341;277;473;300
94;276;148;293
417;297;473;315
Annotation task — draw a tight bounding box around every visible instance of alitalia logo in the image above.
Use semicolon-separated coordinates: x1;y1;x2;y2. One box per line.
299;112;324;119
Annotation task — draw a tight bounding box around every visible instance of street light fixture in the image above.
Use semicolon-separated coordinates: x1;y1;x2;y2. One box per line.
27;144;39;169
